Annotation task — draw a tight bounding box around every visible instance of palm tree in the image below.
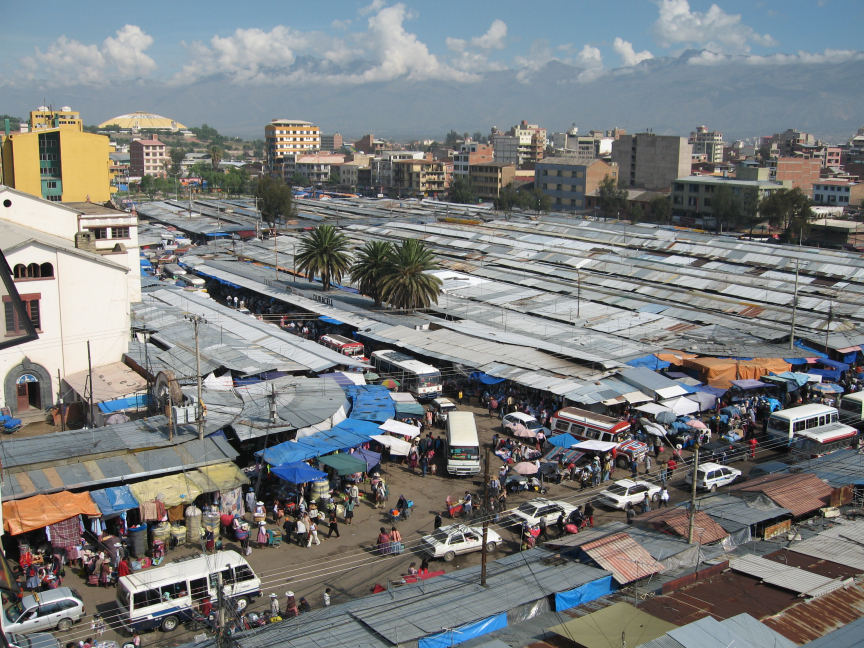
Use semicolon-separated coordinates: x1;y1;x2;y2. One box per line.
379;239;442;311
350;240;393;307
209;146;223;171
294;225;351;292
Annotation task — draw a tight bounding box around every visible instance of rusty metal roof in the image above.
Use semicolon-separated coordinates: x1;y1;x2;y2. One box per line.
762;584;864;644
580;532;666;584
731;473;833;517
637;508;729;544
729;554;852;598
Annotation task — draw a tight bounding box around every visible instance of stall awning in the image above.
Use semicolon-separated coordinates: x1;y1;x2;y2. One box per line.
98;394;149;414
622;391;653;404
128;472;204;508
90;485;139;517
635;403;672;415
271;462;328;484
379;419;421;438
317;453;368;476
370;434;412;456
192;463;250;493
3;491;100;535
318;316;345;325
572;440;619;453
729;379;768;390
817;358;850;371
548;433;579;449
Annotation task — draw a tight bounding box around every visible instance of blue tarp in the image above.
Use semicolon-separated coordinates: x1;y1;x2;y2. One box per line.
818;358;850;371
626;355;671;371
794;339;829;358
843;352;858;365
548;433;579;448
260;418;378;465
469;372;506;385
347;385;396;423
194;268;241;289
775;372;811;388
271;461;328;484
555;574;615;611
350;447;381;470
809;368;841;382
140;258;153;268
693;384;727;397
319;316;345;325
90;485;140;517
98;394;149;413
784;357;810;365
672;381;698;393
419;612;508;648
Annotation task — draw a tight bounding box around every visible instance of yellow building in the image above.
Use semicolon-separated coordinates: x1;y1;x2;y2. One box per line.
29;105;83;132
2;128;114;203
265;119;320;174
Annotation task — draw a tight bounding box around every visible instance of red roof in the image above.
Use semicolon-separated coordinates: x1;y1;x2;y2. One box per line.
636;507;728;544
580;532;665;584
732;473;832;517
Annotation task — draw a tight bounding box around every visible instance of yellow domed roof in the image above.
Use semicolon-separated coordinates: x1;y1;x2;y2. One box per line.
98;111;187;130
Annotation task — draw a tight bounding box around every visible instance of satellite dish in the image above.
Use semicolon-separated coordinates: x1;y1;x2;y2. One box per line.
153;371;183;410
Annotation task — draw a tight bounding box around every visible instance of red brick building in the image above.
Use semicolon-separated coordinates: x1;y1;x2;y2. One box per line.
773;157;822;192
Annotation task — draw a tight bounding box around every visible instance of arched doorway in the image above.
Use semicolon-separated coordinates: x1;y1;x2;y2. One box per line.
4;360;52;415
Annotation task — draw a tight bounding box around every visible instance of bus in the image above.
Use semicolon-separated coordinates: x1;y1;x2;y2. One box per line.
319;334;367;361
370;350;441;399
766;403;858;457
549;407;648;468
446;412;480;475
116;552;261;633
839;392;864;430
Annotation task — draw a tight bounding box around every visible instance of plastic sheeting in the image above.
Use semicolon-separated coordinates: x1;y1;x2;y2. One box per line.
3;491;100;535
507;597;551;625
317;453;368;476
90;485;139;518
419;612;508;648
548;433;579;448
347;385;396;423
271;462;328;484
371;434;412;456
469;372;506;385
128;472;204;508
793;339;828;358
809;367;841;382
554;574;615;611
261;418;378;465
626;355;671;371
98;394;149;413
379;419;421;438
682;357;791;388
817;358;850;371
191;463;250;493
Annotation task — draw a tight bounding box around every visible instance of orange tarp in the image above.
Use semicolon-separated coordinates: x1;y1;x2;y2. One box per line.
681;357;791;389
3;491;100;536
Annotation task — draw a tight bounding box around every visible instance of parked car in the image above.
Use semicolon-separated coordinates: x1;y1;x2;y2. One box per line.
505;498;577;527
421;524;502;561
7;632;61;648
597;479;662;510
502;412;548;437
685;462;743;491
430;398;458;425
3;588;85;634
699;440;749;464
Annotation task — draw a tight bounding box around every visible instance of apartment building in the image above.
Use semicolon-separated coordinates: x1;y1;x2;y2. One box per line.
535;158;618;211
671;169;790;218
770;157;822;192
492;120;546;166
29;106;83;132
468;162;517;199
551;126;616;161
130;137;167;177
611;133;692;190
281;153;345;184
392;159;447;196
812;180;864;207
339;161;368;188
453;143;494;177
354;134;385;155
265;119;321;173
770;129;816;157
689;126;724;164
793;143;842;168
372;151;427;187
320;133;343;152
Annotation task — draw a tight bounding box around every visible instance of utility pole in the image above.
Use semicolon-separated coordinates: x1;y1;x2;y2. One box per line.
86;341;94;428
577;270;581;319
481;447;490;587
56;369;65;432
274;229;279;281
825;302;834;354
187;315;206;440
789;259;799;350
254;385;278;502
216;571;228;648
687;442;700;544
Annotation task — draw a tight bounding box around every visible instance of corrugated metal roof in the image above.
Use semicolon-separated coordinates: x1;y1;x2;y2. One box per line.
698;494;792;527
731;473;833;517
721;613;797;648
797;615;864;647
580;532;665;584
789;519;864;571
730;554;850;598
763;583;864;644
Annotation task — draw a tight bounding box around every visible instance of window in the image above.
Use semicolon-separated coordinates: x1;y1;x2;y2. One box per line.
234;566;256;583
91;228;108;240
37;603;60;617
111;227;130;239
689;184;699;192
4;293;40;333
132;589;162;610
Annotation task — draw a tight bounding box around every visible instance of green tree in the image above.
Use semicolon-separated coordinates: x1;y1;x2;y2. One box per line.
494;182;521;216
711;184;739;232
349;240;393;307
597;174;628;220
471;131;487;144
255;174;296;225
630;202;644;224
209;146;223;171
167;147;185;177
327;172;341;185
379;239;443;310
760;187;813;237
741;187;763;236
448;176;476;204
289;172;307;186
222;167;250;196
519;187;551;214
294;225;352;292
649;195;672;223
139;175;157;199
444;130;460;148
0;115;23;131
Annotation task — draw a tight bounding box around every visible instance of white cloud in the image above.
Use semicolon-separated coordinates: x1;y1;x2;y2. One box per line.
686;47;864;66
653;0;778;54
358;0;386;16
576;44;603;68
513;40;606;83
18;25;156;86
613;37;654;66
331;18;352;30
447;20;507;53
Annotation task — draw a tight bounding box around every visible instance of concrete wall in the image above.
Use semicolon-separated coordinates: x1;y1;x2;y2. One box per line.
613;134;692;191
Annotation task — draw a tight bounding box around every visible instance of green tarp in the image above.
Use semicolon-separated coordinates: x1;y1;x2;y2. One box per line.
317;453;368;475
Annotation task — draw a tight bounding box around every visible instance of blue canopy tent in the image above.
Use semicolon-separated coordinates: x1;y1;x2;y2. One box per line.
817;358;850;371
346;385;396;422
260;418;377;466
394;401;426;417
319;316;345;325
351;447;381;471
469;372;506;385
793;339;829;358
548;433;579;448
809;368;841;382
693;384;727;398
271;462;328;484
90;485;140;518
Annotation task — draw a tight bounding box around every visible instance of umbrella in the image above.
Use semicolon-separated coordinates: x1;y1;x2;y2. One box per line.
512;462;539;475
271;461;328;485
512;423;537;439
643;422;667;437
811;383;844;394
686;419;708;429
379;379;400;390
655;411;678;424
685;392;717;411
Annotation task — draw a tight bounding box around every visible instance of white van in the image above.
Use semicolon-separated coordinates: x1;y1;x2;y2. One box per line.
176;276;206;289
116;552;261;633
446;412;481;475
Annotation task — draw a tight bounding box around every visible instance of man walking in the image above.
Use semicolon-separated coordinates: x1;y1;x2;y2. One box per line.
307;518;320;546
584;501;595;527
640;493;651;514
295;517;307;547
630;458;639;479
538;515;549;542
434;512;443;529
327;509;340;539
269;593;280;616
644;453;652;475
659;487;669;508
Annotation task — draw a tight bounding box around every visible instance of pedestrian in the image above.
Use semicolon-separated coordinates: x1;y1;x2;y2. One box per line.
323;588;331;607
307;518;320;546
376;527;391;556
421;454;428;477
640;493;651;514
132;633;140;648
490;476;500;499
556;512;566;536
630;458;638;479
282;517;294;543
659;487;669;508
584;501;595;527
295;517;307;547
538;515;549;542
644;454;652;474
749;437;758;459
257;521;268;548
298;597;311;614
349;483;360;505
659;462;668;486
327;509;340;539
389;526;403;554
463;492;473;516
434;512;443;529
269;593;280;616
626;502;636;525
344;498;355;525
284;592;299;617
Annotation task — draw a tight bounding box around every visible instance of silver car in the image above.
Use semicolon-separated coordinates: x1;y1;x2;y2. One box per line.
3;588;85;634
7;632;61;648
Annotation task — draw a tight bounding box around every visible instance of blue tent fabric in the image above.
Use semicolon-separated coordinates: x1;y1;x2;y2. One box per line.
555;575;615;611
817;358;850;371
693;384;727;397
394;402;426;417
319;316;345;325
90;485;139;517
776;372;811;388
809;368;841;382
794;339;829;358
548;433;578;448
784;357;810;365
626;355;671;371
260;418;378;465
98;394;149;413
419;612;507;648
469;372;506;385
671;381;698;394
350;447;381;470
347;385;396;422
843;352;858;364
271;462;328;484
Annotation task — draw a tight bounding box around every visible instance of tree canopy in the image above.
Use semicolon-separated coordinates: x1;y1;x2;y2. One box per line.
597;175;628;220
494;182;521;215
448;177;477;204
649;195;672;224
520;187;551;215
295;225;351;292
378;239;442;310
255;175;296;225
711;184;739;232
349;240;393;307
760;187;813;239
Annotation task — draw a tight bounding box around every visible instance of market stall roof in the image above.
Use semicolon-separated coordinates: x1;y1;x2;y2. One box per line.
89;485;140;517
260;418;377;465
350;447;381;470
572;440;619;453
63;361;148;402
622;391;653;404
271;462;328;484
659;396;700;416
379;419;421;438
3;491;100;535
548;433;579;448
191;463;250;493
730;379;769;389
548;602;678;648
579;532;665;584
128;472;205;508
370;434;412;456
635;403;673;415
317;453;368;476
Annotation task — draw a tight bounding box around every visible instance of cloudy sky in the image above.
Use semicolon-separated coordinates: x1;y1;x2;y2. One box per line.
2;0;862;136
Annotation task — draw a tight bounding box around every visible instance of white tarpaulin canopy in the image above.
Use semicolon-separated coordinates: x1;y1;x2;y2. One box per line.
660;396;700;416
572;440;619;452
378;419;421;438
635;403;673;415
370;434;412;456
622;391;653;404
643;422;667;437
655;386;688;399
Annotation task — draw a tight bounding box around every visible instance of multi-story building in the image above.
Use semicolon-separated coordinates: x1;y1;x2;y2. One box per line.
769;157;822;192
130;136;167;177
812;180;864;207
550;126;615;161
611;133;692;190
491;134;521;165
265;119;321;174
468;162;517;199
29;106;84;132
339;161;369;189
453;143;494;178
281;153;345;184
372;151;427;187
392;159;447;196
491;121;546;166
320;133;343;152
792;143;842;168
671;168;791;218
354;134;385;155
688;126;724;164
535;158;618;211
771;129;816;157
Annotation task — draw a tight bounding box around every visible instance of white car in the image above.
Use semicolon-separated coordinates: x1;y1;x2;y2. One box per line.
421;524;502;561
502;412;547;436
506;498;577;527
685;462;742;491
597;479;662;510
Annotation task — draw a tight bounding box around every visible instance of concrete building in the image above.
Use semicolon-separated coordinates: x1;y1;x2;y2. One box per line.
770;157;822;192
551;126;616;161
689;126;724;164
281;153;345;184
771;129;816;157
453;143;494;178
372;151;427;187
468;162;517;199
612;133;692;190
320;133;343;152
130;136;167;177
812;180;864;207
392;159;447;196
264;119;321;173
491;134;520;165
793;143;842;168
535;158;618;211
671;171;791;218
339;161;368;189
491;121;546;166
808;218;864;248
354;134;385;155
29;106;83;132
0;187;135;415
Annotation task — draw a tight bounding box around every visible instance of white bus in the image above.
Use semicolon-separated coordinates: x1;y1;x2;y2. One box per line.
839;392;864;429
370;350;441;399
446;412;480;476
767;404;858;456
116;552;261;633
